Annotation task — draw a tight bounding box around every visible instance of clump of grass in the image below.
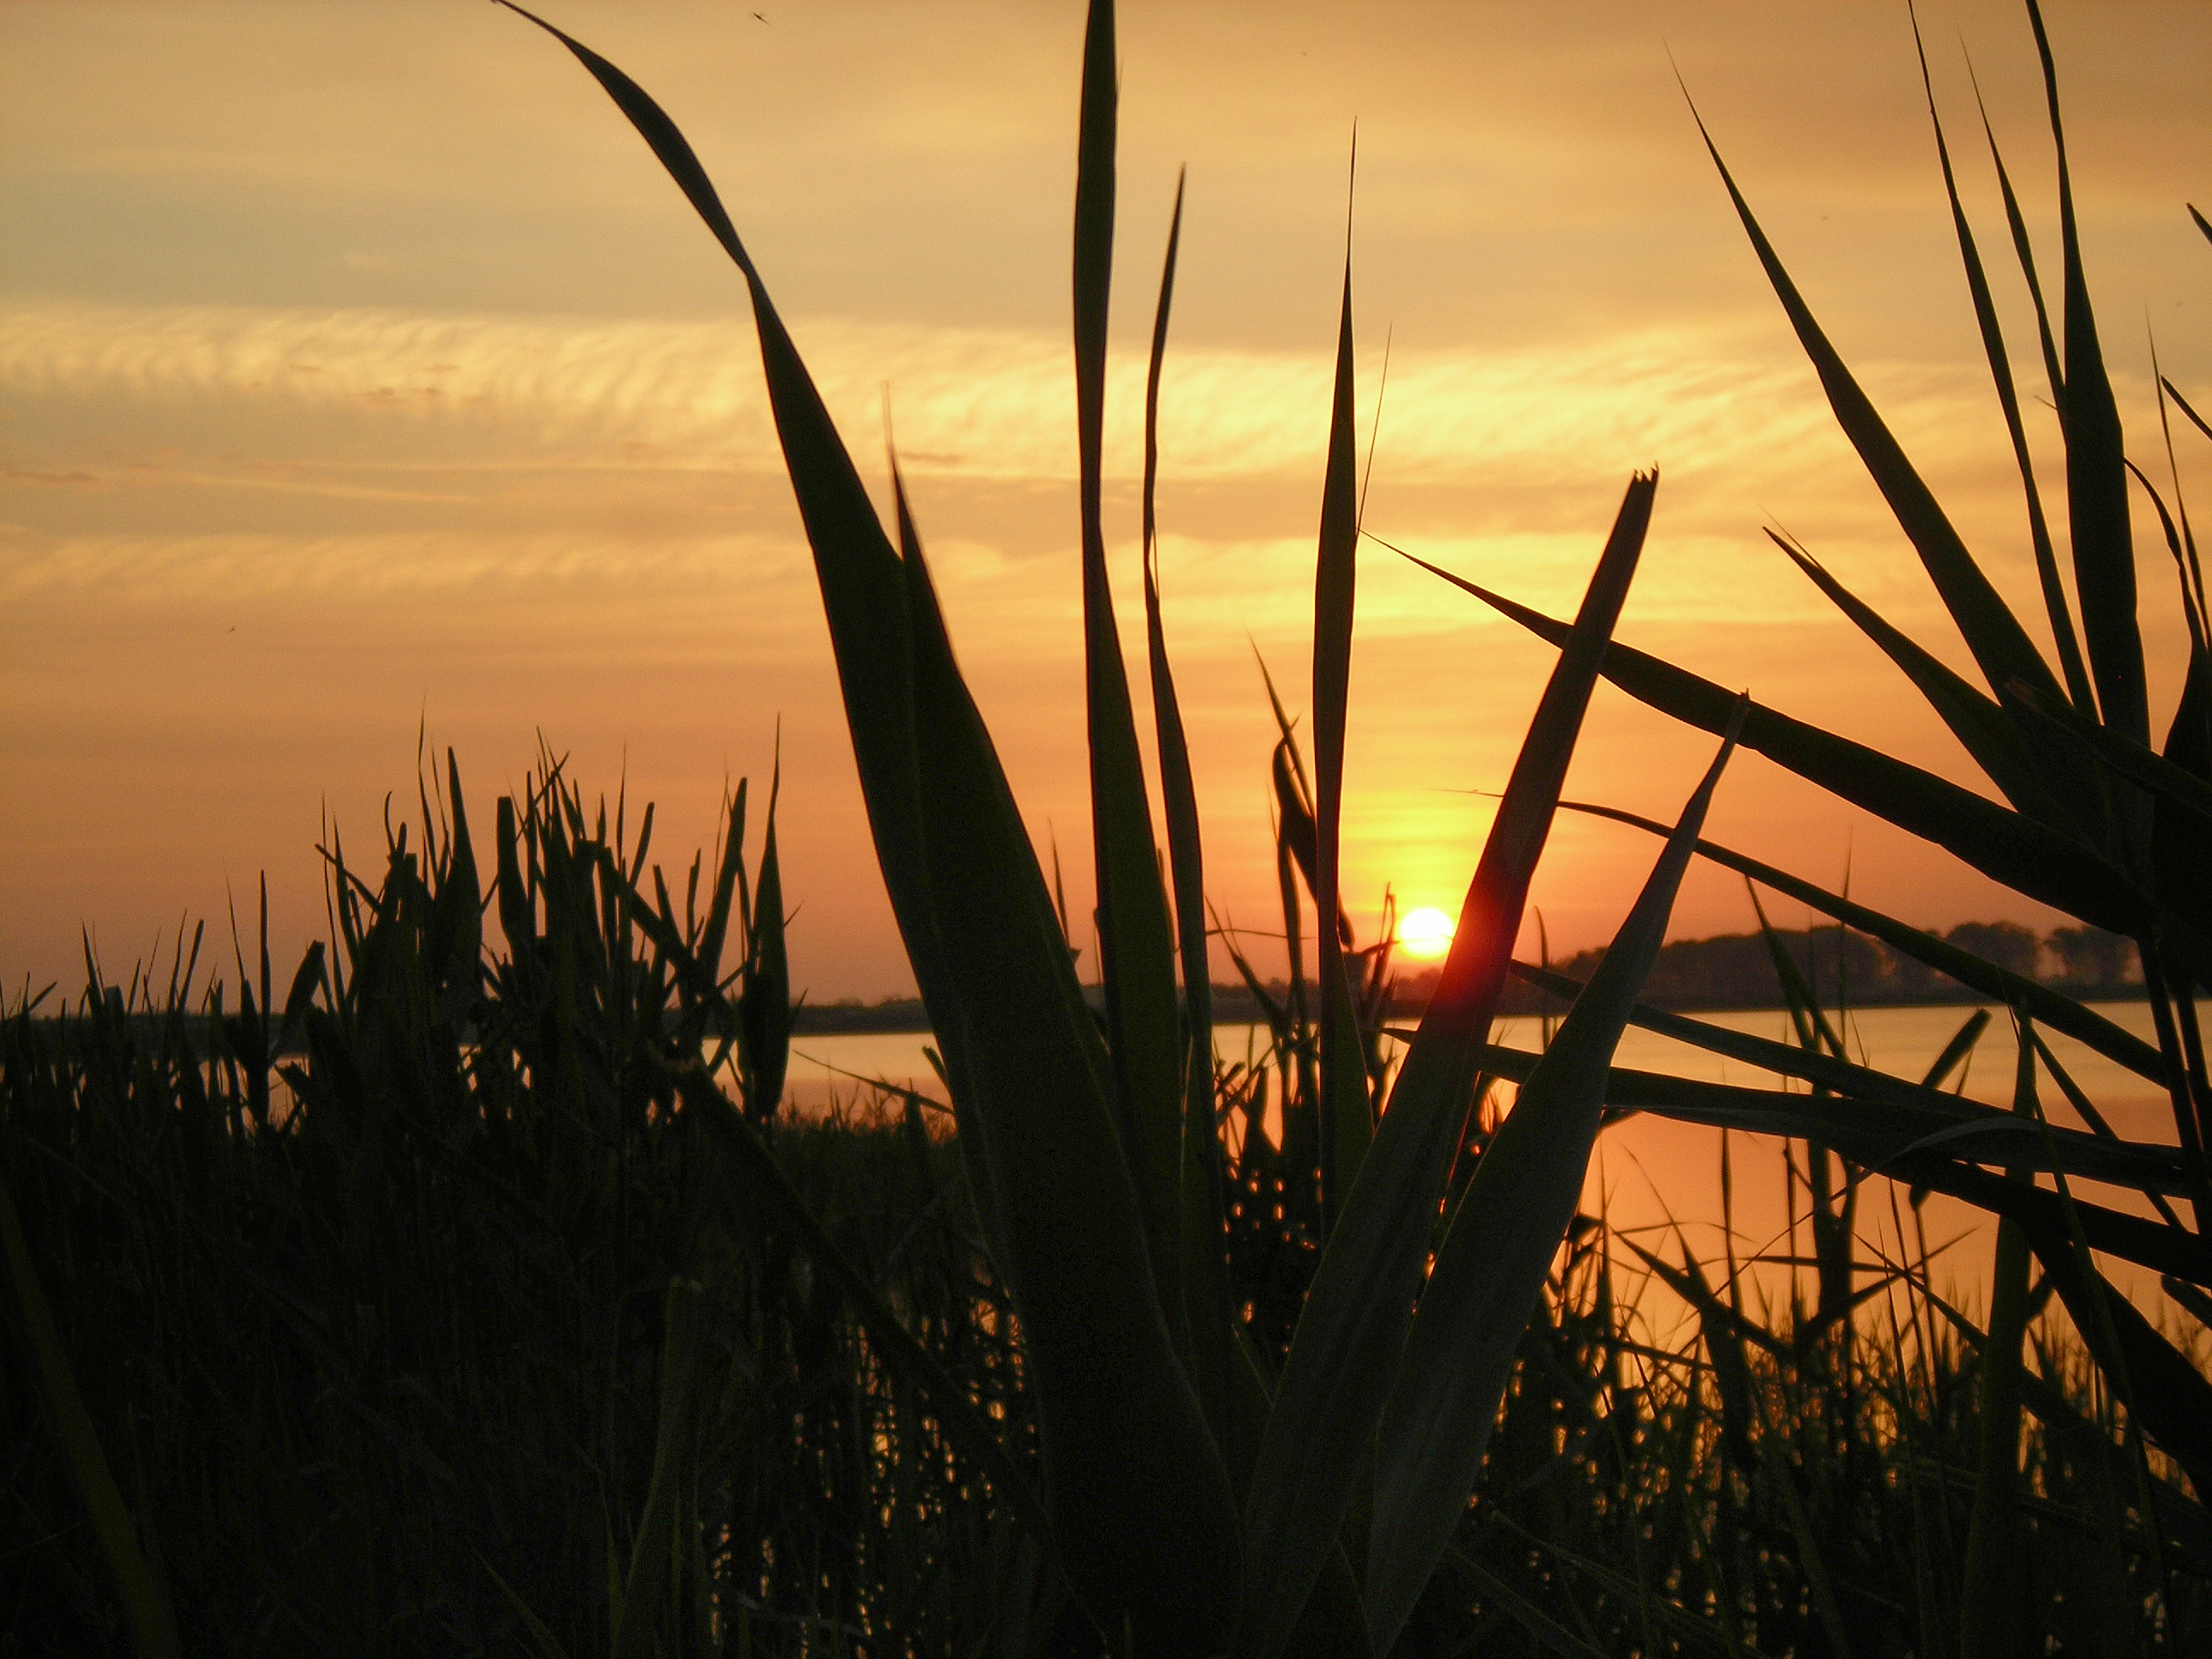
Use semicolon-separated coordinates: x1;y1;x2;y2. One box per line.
500;0;2206;1645
9;809;2202;1654
3;752;1051;1655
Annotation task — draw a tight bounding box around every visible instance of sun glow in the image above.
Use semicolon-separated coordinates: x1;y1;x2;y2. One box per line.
1396;906;1456;961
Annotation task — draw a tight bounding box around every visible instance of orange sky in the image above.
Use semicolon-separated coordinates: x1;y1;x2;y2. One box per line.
3;0;2207;1003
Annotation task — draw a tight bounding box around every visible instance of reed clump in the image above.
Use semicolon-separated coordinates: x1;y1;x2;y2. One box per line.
7;749;2204;1655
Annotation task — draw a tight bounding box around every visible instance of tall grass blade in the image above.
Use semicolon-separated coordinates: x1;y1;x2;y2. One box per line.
1414;558;2152;934
2026;0;2150;744
887;469;1015;1279
1313;228;1369;1224
1504;958;2180;1202
2003;675;2212;826
432;748;485;1005
1915;14;2095;713
1365;713;1742;1653
504;7;1240;1639
1970;69;2066;422
1072;0;1190;1336
1685;92;2066;712
1470;1044;2212;1281
898;474;1241;1647
1138;174;1244;1458
1771;531;2086;831
498;1;981;1099
1553;797;2165;1079
2029;1211;2212;1498
1238;472;1657;1657
738;748;789;1120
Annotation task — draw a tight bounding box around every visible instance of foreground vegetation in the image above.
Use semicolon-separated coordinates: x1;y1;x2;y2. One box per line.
5;754;2204;1656
8;0;2210;1652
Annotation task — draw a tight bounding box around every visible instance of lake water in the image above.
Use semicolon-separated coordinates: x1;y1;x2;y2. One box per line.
783;1002;2191;1331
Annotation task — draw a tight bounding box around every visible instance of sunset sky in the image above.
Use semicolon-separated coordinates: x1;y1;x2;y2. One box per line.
3;0;2207;1004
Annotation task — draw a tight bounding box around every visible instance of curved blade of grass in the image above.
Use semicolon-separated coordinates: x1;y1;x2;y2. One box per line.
2167;375;2212;446
1410;556;2153;936
1505;958;2182;1204
1926;1006;1992;1087
1970;68;2066;422
2003;673;2212;827
494;3;972;1086
1685;90;2065;713
1648;1041;2183;1197
738;744;790;1120
1139;172;1244;1462
1;1175;180;1659
2026;0;2150;745
1468;1045;2212;1284
1072;0;1190;1336
2131;454;2207;656
1365;712;1742;1654
1313;226;1369;1226
1916;15;2095;714
1770;531;2088;834
430;748;485;1003
2029;1180;2212;1500
1237;471;1657;1658
502;9;1240;1639
899;479;1242;1648
885;469;1016;1282
1553;797;2165;1080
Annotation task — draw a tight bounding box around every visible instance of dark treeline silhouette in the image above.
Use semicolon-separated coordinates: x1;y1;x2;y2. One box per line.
789;921;2140;1033
1417;919;2140;1016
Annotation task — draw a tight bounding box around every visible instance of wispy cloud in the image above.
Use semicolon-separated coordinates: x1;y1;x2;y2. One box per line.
2;298;2011;502
0;528;806;602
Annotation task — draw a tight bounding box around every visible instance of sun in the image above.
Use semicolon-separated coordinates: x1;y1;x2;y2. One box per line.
1396;906;1456;961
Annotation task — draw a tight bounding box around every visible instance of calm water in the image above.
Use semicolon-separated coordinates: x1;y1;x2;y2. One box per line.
782;1002;2181;1327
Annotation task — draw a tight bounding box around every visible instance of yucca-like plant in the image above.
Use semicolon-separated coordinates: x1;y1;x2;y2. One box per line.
499;0;2212;1647
494;2;1749;1651
4;751;1004;1655
1392;0;2212;1646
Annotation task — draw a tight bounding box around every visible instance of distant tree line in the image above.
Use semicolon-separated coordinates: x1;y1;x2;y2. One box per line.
792;922;2140;1033
1422;920;2139;1016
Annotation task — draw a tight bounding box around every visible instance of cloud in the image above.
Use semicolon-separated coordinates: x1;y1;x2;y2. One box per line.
0;297;2010;499
0;529;806;602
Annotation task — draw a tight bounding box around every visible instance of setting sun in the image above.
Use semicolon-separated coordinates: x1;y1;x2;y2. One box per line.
1396;905;1456;961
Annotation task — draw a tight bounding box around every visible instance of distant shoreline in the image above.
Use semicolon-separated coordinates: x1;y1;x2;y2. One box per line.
792;979;2146;1036
34;981;2145;1051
